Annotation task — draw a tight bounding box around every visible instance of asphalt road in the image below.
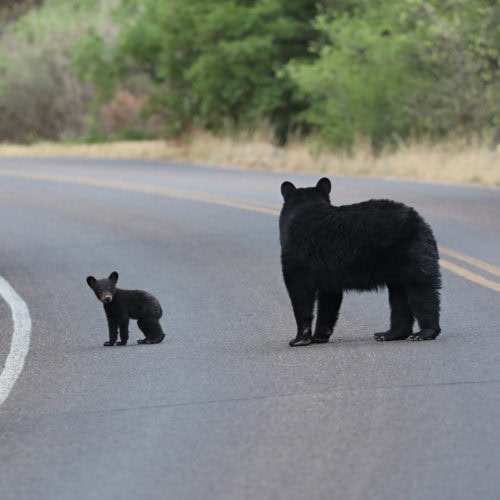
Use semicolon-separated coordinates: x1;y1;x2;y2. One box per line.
0;157;499;500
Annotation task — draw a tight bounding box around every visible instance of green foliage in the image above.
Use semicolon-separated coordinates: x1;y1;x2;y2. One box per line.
0;0;44;31
408;0;500;133
1;0;498;148
288;0;500;149
74;0;324;142
0;0;119;142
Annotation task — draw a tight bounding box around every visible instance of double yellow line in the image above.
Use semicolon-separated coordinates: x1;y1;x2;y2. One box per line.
1;168;499;293
439;247;500;292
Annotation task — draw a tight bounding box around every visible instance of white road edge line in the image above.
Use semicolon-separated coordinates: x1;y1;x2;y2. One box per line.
0;276;31;407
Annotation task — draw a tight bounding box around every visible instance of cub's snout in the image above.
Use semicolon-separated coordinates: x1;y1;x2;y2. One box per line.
100;293;113;304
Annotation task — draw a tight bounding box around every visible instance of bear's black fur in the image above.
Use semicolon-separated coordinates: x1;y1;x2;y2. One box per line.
86;271;165;346
279;177;441;346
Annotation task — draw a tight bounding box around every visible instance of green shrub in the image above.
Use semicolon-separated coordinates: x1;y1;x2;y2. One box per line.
287;0;500;150
73;0;326;144
0;0;119;143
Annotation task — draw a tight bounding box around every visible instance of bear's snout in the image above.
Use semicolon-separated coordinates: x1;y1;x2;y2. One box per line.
100;293;113;304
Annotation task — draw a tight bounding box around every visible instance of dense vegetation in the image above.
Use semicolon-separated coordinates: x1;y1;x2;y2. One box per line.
0;0;44;27
0;0;498;149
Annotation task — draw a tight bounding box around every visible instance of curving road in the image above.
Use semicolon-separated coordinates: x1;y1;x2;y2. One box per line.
0;157;499;500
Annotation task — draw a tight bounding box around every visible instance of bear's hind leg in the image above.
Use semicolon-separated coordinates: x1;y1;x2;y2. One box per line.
137;318;165;345
407;286;441;341
312;291;343;343
374;286;414;341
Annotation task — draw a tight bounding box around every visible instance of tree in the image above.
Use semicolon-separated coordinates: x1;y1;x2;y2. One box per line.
288;0;499;149
74;0;327;143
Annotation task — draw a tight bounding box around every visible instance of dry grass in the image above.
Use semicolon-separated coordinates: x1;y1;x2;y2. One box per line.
1;132;499;186
0;140;183;161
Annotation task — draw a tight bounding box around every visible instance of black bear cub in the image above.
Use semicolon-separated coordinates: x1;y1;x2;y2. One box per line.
86;271;165;346
279;177;441;347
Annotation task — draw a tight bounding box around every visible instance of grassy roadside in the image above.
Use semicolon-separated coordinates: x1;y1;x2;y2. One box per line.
0;133;499;186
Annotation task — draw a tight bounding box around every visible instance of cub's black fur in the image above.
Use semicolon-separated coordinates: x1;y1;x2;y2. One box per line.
86;271;165;346
279;177;441;346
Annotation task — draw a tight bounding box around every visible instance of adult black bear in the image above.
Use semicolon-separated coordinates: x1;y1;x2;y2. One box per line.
279;178;441;346
86;271;165;346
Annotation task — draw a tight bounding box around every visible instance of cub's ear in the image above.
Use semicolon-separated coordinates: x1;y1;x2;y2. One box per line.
109;271;119;284
86;276;96;288
281;181;296;200
316;177;331;196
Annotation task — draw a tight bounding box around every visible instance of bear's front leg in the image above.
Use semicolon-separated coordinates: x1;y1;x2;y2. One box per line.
117;319;129;346
284;272;315;347
104;315;118;346
312;290;343;343
289;328;312;346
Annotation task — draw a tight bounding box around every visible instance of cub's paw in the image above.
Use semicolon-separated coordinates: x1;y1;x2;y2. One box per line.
374;329;411;341
103;341;115;346
116;341;128;346
153;333;166;344
137;333;165;345
409;328;441;341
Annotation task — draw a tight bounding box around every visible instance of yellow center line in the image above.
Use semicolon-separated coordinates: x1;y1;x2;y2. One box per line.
0;170;281;216
439;260;500;293
439;246;500;278
1;168;498;293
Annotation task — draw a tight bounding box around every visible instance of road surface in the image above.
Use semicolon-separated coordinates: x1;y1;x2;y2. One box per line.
0;157;499;500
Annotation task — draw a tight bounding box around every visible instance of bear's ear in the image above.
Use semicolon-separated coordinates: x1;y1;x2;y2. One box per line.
86;276;96;288
316;177;331;196
109;271;119;284
281;181;296;200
